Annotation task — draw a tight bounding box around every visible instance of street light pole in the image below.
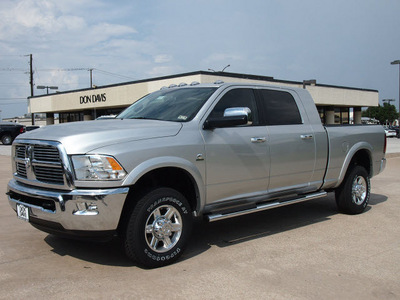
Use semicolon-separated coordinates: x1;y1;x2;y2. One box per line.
390;60;400;126
30;54;34;125
37;85;58;94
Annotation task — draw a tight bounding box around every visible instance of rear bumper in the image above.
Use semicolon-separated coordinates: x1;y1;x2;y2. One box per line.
7;179;129;234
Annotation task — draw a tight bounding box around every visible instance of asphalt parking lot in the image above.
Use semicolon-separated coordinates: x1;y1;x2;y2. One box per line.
0;142;399;299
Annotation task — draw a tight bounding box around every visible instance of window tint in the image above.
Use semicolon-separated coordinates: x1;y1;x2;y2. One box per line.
208;88;258;125
259;89;302;125
117;87;217;122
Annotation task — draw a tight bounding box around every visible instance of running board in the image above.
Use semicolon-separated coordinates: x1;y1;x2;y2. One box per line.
206;191;327;222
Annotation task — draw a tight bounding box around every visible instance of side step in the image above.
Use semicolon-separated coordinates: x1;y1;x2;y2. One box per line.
206;191;327;222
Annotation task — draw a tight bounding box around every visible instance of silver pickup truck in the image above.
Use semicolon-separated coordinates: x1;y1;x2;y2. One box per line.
7;82;386;267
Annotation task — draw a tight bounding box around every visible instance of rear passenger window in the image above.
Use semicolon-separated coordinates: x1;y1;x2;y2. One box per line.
259;89;302;125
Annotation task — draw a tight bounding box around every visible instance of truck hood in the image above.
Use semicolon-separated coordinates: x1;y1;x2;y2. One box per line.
18;119;182;154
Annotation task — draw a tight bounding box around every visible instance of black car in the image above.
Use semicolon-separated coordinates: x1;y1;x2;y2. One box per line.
0;122;26;145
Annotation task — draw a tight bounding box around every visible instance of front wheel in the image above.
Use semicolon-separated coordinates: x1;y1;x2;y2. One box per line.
335;165;370;215
124;188;193;268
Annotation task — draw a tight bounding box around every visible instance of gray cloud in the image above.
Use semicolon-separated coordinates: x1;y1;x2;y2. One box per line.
1;0;400;118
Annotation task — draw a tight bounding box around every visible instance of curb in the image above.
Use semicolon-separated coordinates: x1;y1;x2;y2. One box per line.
386;153;400;158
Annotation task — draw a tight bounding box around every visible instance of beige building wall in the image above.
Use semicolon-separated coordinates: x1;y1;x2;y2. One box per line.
28;72;379;115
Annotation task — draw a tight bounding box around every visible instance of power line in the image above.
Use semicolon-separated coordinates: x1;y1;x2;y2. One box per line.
36;68;89;71
93;68;135;80
0;102;27;105
0;68;27;72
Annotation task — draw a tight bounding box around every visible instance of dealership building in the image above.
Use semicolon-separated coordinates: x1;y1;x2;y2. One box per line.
28;71;378;125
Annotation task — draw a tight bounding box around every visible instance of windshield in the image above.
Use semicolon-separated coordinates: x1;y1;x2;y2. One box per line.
117;87;217;122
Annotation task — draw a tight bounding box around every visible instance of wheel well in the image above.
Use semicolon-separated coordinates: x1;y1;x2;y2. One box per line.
348;149;371;176
118;167;199;233
1;131;11;137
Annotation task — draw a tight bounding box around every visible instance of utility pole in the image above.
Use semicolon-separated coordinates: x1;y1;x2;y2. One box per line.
29;54;35;125
89;68;93;87
390;60;400;126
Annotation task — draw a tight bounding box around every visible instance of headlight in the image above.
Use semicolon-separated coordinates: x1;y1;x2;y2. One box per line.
71;155;127;181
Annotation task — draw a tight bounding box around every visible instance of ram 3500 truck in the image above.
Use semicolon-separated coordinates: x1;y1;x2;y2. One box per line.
7;82;386;268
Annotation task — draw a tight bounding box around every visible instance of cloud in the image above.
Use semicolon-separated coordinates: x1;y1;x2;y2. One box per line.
154;54;172;64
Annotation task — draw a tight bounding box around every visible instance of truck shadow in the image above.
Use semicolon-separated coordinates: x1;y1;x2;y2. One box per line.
44;192;387;267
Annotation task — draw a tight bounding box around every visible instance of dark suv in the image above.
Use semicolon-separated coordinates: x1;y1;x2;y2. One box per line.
0;122;26;145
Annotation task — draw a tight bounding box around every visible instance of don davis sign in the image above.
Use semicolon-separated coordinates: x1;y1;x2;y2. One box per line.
80;93;106;104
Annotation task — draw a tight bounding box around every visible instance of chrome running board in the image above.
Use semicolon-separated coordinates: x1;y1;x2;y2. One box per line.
206;191;327;222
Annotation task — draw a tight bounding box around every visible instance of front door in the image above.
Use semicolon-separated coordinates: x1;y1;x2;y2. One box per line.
201;87;270;204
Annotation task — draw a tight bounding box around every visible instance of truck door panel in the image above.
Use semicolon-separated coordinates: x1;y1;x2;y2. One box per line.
202;88;270;204
258;89;317;193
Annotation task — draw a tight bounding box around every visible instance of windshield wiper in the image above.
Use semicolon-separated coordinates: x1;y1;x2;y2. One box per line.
130;116;161;120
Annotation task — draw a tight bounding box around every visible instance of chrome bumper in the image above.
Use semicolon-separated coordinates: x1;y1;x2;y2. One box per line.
7;179;129;232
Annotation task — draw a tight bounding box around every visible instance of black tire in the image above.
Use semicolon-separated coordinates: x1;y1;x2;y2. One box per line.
1;134;12;145
124;187;193;268
335;165;370;215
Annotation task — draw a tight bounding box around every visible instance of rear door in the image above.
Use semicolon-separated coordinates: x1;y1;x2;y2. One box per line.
257;88;317;194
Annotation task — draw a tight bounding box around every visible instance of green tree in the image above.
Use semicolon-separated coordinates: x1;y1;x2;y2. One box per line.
362;103;399;124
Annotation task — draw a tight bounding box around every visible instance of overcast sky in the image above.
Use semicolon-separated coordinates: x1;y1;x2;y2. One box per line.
1;0;400;119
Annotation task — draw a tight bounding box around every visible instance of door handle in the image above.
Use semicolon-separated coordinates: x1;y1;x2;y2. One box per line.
251;137;266;143
301;134;313;140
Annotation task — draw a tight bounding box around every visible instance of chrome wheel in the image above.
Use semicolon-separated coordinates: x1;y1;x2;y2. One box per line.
145;204;183;253
352;175;367;205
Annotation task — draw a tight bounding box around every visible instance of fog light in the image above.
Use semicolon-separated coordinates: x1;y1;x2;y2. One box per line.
73;202;99;216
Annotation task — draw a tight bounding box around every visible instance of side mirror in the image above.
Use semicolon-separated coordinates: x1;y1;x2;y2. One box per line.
203;107;251;130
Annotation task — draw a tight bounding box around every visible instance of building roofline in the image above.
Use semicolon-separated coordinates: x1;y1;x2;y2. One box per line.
30;70;378;99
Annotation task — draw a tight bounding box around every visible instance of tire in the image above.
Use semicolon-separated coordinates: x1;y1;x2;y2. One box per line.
124;187;193;268
1;134;12;145
335;165;370;215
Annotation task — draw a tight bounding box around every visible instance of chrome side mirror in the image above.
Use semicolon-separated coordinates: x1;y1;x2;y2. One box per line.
223;107;252;126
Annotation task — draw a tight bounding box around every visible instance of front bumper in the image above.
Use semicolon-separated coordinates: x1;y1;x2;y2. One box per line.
7;179;129;235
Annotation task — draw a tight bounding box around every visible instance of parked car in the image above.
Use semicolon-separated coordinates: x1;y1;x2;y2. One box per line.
384;126;397;138
7;83;386;268
0;122;25;145
388;126;399;138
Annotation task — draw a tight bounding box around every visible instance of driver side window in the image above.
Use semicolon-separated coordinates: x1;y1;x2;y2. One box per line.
209;88;259;125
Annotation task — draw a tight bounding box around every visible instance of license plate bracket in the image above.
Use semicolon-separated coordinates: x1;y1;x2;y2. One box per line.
17;204;29;222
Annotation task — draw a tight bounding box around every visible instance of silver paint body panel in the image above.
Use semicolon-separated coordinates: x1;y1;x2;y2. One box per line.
7;83;386;231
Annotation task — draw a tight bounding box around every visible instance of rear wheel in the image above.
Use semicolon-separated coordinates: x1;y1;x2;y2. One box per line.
335;165;370;214
1;134;12;145
124;187;193;268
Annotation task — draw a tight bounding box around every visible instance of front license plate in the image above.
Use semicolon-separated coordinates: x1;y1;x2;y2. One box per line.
17;204;29;222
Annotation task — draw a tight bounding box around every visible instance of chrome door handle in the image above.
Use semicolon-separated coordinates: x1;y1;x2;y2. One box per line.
301;134;313;140
251;137;266;143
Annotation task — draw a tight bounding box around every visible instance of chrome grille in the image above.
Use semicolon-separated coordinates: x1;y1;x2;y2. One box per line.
34;165;65;184
33;145;60;162
16;162;27;178
14;142;66;186
16;145;25;159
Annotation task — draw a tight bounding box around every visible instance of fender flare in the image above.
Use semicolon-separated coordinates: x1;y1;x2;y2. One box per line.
122;156;205;213
336;142;372;188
